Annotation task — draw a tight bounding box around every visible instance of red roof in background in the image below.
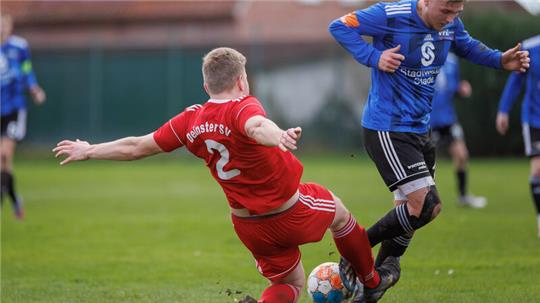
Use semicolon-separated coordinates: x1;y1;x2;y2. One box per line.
1;0;528;50
3;1;237;25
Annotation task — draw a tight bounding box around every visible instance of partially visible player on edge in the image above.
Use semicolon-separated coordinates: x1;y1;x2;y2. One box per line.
329;0;529;297
496;34;540;238
431;52;487;208
53;47;400;303
1;14;46;220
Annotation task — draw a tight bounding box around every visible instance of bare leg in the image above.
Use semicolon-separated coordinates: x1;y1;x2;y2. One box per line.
0;137;23;219
257;262;304;303
374;199;414;266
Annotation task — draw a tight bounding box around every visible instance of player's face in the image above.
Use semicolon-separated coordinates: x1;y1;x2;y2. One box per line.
0;15;13;43
425;0;463;31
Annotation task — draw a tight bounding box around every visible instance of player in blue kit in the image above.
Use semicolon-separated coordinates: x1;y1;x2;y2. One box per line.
497;35;540;238
329;0;529;301
1;14;46;219
431;52;487;208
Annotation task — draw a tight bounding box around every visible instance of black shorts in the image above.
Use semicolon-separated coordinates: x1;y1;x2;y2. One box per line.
1;110;27;141
523;124;540;158
431;123;464;148
363;127;436;197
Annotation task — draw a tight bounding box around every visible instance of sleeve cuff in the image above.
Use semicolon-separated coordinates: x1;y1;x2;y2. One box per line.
495;51;503;69
368;49;382;69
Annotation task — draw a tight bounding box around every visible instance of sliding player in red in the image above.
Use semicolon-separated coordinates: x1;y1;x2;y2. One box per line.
54;47;399;303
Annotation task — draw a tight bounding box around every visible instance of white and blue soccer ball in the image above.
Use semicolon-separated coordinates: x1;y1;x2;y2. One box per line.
307;262;347;303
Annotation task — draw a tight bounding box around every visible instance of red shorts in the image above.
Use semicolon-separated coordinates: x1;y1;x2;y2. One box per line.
231;182;336;282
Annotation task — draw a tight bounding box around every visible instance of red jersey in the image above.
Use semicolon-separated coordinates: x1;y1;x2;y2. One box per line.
153;95;303;215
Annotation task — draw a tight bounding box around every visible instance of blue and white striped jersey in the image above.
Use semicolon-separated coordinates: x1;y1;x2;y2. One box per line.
1;35;38;116
430;53;460;128
329;0;502;133
498;35;540;128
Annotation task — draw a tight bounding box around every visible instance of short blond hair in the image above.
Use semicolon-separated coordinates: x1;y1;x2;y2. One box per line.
202;47;247;94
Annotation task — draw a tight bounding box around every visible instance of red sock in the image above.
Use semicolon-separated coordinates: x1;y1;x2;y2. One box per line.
259;283;299;303
332;214;380;288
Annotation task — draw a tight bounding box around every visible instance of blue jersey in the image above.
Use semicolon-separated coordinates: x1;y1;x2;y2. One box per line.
430;53;460;128
498;35;540;129
1;35;38;116
329;0;502;133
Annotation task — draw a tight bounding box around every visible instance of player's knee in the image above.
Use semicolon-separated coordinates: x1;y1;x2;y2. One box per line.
1;150;13;165
409;187;441;229
457;152;468;168
431;202;442;220
405;195;424;217
459;144;469;161
281;271;305;295
0;154;9;171
290;280;304;294
531;160;540;177
329;194;350;232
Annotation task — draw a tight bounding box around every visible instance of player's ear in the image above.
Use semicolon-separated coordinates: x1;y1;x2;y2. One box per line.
203;83;210;95
237;74;246;92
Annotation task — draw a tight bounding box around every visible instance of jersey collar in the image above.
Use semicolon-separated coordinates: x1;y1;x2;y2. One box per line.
207;95;247;104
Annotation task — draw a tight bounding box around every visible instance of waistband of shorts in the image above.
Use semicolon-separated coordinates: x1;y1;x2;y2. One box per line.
230;190;299;219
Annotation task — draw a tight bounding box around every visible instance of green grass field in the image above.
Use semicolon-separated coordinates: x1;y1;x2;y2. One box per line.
2;154;540;302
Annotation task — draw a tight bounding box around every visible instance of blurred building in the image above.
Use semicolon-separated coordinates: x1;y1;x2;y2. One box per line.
2;1;537;154
5;1;359;49
3;0;527;50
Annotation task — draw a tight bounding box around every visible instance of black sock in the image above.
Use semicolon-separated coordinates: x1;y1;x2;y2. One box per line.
367;204;414;247
374;234;413;267
530;177;540;215
457;169;466;197
1;171;18;206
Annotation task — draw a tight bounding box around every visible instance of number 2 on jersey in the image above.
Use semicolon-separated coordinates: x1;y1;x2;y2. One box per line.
205;139;240;180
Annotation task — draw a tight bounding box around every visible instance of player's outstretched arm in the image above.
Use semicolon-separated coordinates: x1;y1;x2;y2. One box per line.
244;115;302;152
53;133;163;165
496;70;526;136
501;43;530;73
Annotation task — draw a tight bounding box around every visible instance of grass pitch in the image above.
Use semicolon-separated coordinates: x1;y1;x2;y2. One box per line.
2;153;539;302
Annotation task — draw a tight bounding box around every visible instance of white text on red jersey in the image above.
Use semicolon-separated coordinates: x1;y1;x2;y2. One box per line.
186;122;232;143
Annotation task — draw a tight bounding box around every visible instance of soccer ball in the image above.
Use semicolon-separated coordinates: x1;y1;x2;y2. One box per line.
307;262;347;303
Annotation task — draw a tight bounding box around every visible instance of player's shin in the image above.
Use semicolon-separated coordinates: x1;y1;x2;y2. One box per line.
457;169;467;197
332;214;380;288
368;187;441;246
1;171;17;204
530;176;540;214
374;234;413;267
0;171;6;204
530;176;540;234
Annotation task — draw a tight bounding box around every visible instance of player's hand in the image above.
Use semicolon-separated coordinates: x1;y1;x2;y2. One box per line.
30;85;46;105
278;127;302;152
501;43;530;73
457;80;472;98
496;112;509;135
53;139;91;165
378;45;405;73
